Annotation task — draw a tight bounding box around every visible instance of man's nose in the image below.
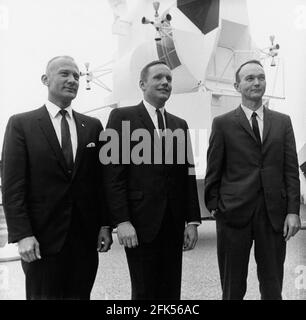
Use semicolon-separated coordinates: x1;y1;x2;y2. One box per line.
161;77;169;85
67;74;77;83
253;78;260;85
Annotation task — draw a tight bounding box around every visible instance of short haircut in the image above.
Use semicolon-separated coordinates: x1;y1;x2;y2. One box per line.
140;60;169;82
46;55;77;74
235;59;263;83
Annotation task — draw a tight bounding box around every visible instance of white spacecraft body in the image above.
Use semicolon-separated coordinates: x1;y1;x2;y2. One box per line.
89;0;285;216
105;1;283;105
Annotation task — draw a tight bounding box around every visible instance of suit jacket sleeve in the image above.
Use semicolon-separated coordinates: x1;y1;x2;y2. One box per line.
184;120;201;223
204;117;225;211
284;115;300;214
1;115;33;243
96;120;111;227
101;109;130;227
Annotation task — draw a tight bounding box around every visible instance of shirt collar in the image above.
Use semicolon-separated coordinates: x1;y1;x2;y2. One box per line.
241;104;264;121
143;99;165;117
45;100;73;119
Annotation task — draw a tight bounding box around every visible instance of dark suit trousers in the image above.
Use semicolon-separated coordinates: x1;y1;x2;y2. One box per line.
21;207;98;300
216;193;286;300
125;209;184;300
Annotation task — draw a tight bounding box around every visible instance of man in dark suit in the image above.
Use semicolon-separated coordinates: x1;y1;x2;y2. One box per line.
102;60;201;300
205;60;301;300
1;56;112;300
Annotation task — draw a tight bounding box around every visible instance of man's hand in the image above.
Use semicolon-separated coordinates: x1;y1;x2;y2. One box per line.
18;236;41;262
117;221;138;248
283;214;301;241
97;227;113;252
183;224;198;251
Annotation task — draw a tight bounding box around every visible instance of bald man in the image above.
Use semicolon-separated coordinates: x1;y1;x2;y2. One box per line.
1;56;112;300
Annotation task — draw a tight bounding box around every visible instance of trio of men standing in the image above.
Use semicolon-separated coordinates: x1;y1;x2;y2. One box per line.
1;56;301;300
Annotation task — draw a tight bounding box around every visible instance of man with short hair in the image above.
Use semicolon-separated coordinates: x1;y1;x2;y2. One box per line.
205;59;301;300
102;60;201;300
1;56;112;299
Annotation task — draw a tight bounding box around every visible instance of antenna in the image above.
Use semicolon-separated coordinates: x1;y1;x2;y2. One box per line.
153;1;160;17
141;1;172;42
259;35;280;67
80;62;92;90
80;61;113;92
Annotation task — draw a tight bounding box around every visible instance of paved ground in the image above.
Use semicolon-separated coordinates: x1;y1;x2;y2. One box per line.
1;216;306;300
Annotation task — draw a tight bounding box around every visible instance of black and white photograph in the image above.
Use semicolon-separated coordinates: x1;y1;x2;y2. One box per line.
1;0;306;303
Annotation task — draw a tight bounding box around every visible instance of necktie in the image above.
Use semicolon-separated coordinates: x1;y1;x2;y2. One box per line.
156;108;165;163
251;112;261;144
156;108;165;133
59;109;74;170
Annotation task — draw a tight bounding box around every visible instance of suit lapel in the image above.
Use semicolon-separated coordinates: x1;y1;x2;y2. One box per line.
262;107;272;144
164;111;177;155
235;105;258;144
37;105;69;175
164;110;176;131
137;102;155;134
72;111;87;180
136;102;160;147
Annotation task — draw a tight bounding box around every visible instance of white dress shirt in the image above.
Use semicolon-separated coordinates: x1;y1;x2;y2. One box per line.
143;99;166;136
45;100;78;160
241;104;264;141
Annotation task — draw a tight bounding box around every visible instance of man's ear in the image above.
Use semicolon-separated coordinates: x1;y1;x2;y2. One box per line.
41;74;49;86
234;82;240;93
139;79;145;91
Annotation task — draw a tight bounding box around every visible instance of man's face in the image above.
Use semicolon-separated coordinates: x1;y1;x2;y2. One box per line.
45;57;80;106
140;64;172;107
234;63;266;103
